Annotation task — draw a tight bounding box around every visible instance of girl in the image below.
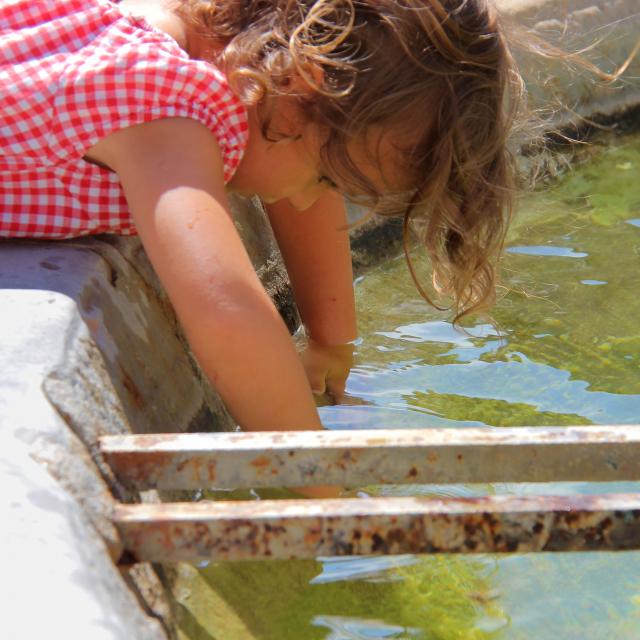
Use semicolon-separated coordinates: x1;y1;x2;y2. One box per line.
0;0;518;438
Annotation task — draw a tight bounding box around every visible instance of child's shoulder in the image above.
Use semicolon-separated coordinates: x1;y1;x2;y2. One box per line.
1;0;179;60
1;0;248;183
117;0;188;49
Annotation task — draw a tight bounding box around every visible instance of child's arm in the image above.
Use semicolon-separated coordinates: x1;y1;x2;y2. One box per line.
86;117;324;433
265;193;357;403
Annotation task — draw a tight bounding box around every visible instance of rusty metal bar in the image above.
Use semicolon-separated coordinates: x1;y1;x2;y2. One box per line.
114;493;640;562
100;426;640;489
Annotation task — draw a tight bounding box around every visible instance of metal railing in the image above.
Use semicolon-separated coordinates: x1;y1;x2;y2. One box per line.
100;425;640;563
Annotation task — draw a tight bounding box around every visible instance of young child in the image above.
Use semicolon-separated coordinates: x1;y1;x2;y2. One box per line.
0;0;518;436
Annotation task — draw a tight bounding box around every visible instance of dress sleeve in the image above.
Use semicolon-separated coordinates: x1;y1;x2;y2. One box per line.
49;12;249;183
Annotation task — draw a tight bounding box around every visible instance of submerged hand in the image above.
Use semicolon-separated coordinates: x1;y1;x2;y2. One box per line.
300;338;355;404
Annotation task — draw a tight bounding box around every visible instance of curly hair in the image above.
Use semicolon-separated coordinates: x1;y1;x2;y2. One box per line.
180;0;524;322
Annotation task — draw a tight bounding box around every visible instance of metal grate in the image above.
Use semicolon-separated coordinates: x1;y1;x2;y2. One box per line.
100;426;640;562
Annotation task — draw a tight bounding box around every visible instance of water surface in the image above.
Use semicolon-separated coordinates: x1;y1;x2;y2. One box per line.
175;135;640;639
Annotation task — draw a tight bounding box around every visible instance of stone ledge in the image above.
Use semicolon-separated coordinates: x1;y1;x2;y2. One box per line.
0;251;167;639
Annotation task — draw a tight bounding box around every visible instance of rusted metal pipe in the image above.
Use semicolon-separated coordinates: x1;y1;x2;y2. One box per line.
113;493;640;562
100;426;640;489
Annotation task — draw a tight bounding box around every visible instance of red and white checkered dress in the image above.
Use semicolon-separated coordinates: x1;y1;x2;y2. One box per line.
0;0;249;238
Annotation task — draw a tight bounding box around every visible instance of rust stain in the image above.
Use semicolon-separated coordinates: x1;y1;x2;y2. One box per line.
114;500;640;562
159;524;175;552
251;455;271;468
105;451;174;487
304;528;321;546
174;456;204;482
119;367;144;410
192;457;203;480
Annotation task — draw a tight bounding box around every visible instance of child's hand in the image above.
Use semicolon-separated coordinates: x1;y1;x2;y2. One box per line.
300;338;354;404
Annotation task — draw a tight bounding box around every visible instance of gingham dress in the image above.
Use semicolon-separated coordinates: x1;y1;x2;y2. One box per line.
0;0;249;238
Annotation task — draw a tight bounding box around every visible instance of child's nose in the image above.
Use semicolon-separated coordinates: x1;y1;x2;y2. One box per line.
288;182;327;211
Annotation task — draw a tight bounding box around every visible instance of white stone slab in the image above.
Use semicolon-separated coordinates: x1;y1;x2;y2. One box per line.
0;246;166;640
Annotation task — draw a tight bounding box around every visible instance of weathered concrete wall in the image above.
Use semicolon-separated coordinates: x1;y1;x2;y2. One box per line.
504;0;640;125
1;1;639;638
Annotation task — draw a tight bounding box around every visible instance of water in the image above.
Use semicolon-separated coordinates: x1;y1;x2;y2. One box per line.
173;135;640;639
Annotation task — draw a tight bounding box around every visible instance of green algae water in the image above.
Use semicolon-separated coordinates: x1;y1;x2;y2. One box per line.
173;135;640;639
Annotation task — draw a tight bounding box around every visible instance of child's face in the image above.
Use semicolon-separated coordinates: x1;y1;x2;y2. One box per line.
228;98;331;211
228;107;330;210
228;99;407;210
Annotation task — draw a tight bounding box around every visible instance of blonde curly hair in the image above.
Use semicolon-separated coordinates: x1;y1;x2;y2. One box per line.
180;0;524;321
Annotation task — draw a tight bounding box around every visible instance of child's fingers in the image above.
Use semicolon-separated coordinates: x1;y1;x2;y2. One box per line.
300;340;353;400
307;367;327;395
326;371;349;404
326;385;345;404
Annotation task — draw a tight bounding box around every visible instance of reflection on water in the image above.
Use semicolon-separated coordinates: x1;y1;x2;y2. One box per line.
311;615;420;639
505;245;588;257
175;136;640;638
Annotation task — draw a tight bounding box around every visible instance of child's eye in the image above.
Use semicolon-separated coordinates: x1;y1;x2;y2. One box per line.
318;175;338;190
